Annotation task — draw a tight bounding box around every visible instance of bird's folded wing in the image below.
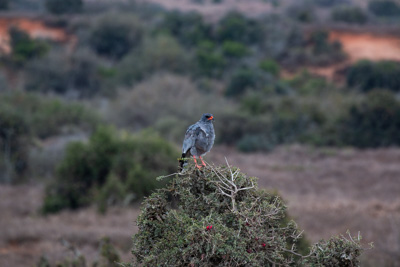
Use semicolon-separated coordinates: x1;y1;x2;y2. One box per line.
182;124;205;154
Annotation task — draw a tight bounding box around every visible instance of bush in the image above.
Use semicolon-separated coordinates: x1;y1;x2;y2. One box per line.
159;11;212;47
346;60;400;92
286;4;315;23
221;41;248;58
42;126;179;213
225;68;266;97
0;92;99;139
216;12;263;44
131;163;365;266
368;0;400;17
8;27;48;65
259;59;280;77
45;0;83;14
117;34;190;85
0;103;29;183
332;6;368;24
336;90;400;148
25;49;109;97
89;14;143;59
195;41;226;78
216;97;326;151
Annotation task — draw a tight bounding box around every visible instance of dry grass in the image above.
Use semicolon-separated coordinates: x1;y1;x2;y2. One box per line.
0;184;139;266
1;145;400;266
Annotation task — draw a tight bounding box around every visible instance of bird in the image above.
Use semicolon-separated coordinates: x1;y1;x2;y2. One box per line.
179;113;215;170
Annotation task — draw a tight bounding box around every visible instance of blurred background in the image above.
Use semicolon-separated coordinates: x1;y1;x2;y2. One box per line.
0;0;400;266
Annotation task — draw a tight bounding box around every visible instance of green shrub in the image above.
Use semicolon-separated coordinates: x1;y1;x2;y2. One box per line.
259;59;280;77
368;0;400;17
25;49;109;97
24;52;70;94
222;41;248;58
225;68;263;97
287;5;315;23
0;92;99;139
0;103;29;183
131;163;366;266
45;0;83;14
217;97;326;151
89;14;143;59
216;12;263;44
336;90;400;148
160;11;212;46
42;126;179;213
195;41;226;78
332;6;368;24
8;27;48;65
117;34;190;85
346;60;400;92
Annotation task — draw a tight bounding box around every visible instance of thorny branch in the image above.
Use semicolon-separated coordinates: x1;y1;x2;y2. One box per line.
209;157;255;213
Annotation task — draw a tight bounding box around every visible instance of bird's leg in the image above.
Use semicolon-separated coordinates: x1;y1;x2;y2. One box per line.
193;156;202;169
199;156;206;167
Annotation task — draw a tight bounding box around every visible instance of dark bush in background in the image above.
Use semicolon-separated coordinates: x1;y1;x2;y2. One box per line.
332;6;368;24
89;14;143;60
42;126;179;213
45;0;83;14
225;68;262;97
368;0;400;17
8;27;48;65
216;12;263;44
25;49;110;97
117;34;190;85
0;92;99;183
346;60;400;92
195;40;226;78
0;103;29;183
0;92;99;139
159;11;212;47
336;90;400;148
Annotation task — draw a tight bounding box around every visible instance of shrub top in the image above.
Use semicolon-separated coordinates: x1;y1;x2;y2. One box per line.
132;162;365;266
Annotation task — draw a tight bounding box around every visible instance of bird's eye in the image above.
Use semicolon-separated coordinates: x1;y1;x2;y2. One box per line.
206;115;210;118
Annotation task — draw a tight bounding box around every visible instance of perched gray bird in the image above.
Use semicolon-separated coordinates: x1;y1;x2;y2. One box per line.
180;113;215;170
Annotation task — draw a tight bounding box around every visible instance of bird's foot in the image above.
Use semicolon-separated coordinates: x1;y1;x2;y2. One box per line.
195;164;203;170
199;157;206;167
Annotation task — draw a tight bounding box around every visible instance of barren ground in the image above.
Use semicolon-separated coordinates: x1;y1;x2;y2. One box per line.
1;145;399;266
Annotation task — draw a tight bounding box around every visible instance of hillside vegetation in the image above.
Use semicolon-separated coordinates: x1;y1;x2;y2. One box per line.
1;0;400;266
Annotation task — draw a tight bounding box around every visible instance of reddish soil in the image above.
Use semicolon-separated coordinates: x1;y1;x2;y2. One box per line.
307;31;400;80
0;18;72;54
1;146;399;266
329;31;400;63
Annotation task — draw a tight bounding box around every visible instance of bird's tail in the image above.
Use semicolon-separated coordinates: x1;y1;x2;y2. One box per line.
179;153;187;171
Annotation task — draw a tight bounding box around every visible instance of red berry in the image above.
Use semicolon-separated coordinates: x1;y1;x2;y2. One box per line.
262;243;266;247
210;225;213;229
206;226;209;230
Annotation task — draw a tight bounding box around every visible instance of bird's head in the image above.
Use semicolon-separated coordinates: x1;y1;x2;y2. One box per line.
201;113;214;122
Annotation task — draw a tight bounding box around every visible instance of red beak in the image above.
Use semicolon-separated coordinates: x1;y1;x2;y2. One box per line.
207;116;214;121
